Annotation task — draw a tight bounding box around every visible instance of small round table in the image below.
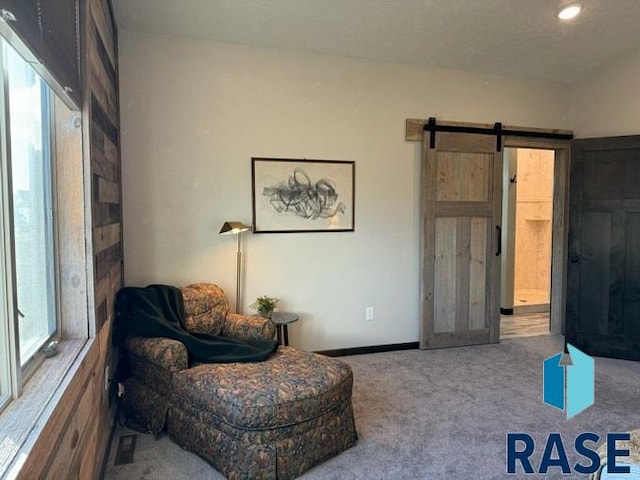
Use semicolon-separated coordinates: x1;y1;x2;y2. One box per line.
270;312;299;346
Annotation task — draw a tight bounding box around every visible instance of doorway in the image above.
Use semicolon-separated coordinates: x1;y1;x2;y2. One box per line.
408;118;571;348
500;147;554;338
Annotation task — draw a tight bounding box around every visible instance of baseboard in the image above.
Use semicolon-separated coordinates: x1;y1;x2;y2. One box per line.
500;307;514;315
316;342;420;357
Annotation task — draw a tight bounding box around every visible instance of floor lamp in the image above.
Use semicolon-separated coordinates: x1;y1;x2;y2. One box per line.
219;221;251;313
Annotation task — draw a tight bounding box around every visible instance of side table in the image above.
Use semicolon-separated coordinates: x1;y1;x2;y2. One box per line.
270;312;299;346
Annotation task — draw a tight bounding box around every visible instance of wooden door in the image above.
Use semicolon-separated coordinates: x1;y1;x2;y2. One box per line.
421;131;503;348
566;136;640;360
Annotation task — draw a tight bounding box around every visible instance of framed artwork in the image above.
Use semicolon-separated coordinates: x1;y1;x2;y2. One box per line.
251;157;355;233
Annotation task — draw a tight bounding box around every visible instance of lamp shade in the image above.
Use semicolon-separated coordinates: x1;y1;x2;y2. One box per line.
219;221;251;235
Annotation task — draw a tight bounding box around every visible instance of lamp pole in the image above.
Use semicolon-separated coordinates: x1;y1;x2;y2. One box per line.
235;232;242;313
219;221;251;314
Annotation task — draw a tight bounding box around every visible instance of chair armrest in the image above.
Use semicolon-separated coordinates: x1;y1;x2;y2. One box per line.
125;336;188;373
222;314;276;342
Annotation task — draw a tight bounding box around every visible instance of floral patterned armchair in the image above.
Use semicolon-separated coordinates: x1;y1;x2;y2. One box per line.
120;283;357;480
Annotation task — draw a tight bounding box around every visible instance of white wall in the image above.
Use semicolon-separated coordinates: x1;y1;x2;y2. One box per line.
572;47;640;138
118;30;570;351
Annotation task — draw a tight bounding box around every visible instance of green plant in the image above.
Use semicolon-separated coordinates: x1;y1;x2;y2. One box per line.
249;295;279;317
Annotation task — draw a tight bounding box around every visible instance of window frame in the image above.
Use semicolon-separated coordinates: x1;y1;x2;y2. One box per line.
0;37;21;404
0;33;63;405
0;12;92;475
0;109;15;409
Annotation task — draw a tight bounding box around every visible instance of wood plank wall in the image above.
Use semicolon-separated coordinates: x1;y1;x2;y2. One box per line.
89;0;123;333
16;0;122;477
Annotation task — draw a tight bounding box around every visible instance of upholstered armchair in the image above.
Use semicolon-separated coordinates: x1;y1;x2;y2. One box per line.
121;283;276;431
119;283;357;480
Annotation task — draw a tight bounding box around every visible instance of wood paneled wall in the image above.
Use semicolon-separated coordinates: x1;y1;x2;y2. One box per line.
16;0;122;478
89;0;122;333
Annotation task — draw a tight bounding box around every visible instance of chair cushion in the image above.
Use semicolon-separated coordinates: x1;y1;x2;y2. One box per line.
180;283;229;336
172;347;353;430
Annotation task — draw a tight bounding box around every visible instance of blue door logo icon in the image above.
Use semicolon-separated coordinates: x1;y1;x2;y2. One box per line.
543;344;594;419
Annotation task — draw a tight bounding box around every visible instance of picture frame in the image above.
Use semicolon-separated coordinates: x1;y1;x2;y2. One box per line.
251;157;355;233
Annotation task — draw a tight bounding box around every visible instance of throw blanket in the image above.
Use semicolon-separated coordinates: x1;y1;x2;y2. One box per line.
115;284;278;363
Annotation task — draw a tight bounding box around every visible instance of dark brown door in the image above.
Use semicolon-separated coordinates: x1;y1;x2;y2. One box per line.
566;135;640;360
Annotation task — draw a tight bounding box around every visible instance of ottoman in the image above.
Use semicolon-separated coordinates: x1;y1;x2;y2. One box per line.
167;347;358;479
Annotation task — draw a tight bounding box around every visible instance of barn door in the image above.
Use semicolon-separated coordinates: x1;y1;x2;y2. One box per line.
421;130;503;349
566;136;640;360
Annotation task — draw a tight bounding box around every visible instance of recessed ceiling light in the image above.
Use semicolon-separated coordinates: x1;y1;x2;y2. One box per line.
557;3;582;20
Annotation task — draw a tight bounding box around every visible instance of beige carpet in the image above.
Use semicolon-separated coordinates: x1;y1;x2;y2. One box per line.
103;335;640;479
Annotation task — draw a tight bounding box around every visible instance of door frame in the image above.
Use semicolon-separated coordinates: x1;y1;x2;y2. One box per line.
502;136;571;335
406;119;572;342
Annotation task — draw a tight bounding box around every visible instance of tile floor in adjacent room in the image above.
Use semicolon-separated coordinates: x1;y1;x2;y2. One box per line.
513;288;549;312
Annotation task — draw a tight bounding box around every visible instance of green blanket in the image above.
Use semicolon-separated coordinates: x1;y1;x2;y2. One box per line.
115;284;277;363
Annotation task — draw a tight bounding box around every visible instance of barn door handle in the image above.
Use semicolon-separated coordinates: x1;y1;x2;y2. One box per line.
496;226;502;256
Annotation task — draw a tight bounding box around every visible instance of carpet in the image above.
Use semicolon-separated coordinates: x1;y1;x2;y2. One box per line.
103;335;640;479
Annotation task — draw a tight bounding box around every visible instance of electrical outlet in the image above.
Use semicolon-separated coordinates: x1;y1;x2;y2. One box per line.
365;306;374;321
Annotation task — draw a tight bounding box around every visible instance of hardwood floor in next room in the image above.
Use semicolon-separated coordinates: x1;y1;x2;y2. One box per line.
500;312;550;339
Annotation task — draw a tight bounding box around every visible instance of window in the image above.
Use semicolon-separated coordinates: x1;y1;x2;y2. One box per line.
1;37;58;394
6;42;57;366
0;36;74;410
0;8;89;473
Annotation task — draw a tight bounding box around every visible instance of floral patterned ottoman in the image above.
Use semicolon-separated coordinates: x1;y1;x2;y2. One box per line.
168;347;357;479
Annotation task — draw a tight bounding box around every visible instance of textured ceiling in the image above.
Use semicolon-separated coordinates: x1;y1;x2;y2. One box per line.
112;0;640;84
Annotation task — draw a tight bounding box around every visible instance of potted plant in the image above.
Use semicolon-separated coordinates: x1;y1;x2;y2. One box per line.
249;295;279;319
